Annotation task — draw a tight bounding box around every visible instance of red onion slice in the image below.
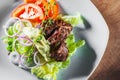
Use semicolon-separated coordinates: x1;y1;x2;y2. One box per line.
33;51;46;66
19;55;39;69
19;52;47;69
4;17;22;37
13;21;23;34
9;51;20;65
33;51;40;65
12;38;33;53
18;36;33;46
4;18;33;38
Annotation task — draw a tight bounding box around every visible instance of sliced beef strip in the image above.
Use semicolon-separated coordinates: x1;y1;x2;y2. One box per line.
50;42;68;61
43;24;58;39
48;20;72;45
55;19;72;27
42;19;58;39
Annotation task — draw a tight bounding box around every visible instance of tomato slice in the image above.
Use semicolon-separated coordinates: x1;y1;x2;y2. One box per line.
11;4;26;18
23;0;59;20
11;3;44;22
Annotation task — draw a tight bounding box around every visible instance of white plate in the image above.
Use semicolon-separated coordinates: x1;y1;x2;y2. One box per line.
0;0;109;80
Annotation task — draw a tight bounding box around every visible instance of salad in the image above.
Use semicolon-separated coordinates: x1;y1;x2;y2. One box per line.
3;0;85;80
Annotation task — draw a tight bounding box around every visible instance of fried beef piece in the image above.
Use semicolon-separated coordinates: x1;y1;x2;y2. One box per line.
48;20;72;45
43;19;72;61
43;23;58;39
51;42;68;61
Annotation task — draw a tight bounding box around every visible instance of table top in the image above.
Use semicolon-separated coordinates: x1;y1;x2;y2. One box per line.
89;0;120;80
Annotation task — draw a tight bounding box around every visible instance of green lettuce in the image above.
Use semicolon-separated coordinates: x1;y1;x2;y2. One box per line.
61;13;83;27
3;26;15;52
32;61;60;80
7;26;14;35
65;33;85;57
6;38;15;52
31;60;70;80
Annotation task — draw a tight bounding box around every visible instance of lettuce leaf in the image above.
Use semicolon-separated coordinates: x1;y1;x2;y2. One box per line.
32;61;59;80
3;26;15;52
31;60;70;80
61;13;83;27
65;33;85;56
6;38;14;52
15;43;32;54
7;26;14;35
